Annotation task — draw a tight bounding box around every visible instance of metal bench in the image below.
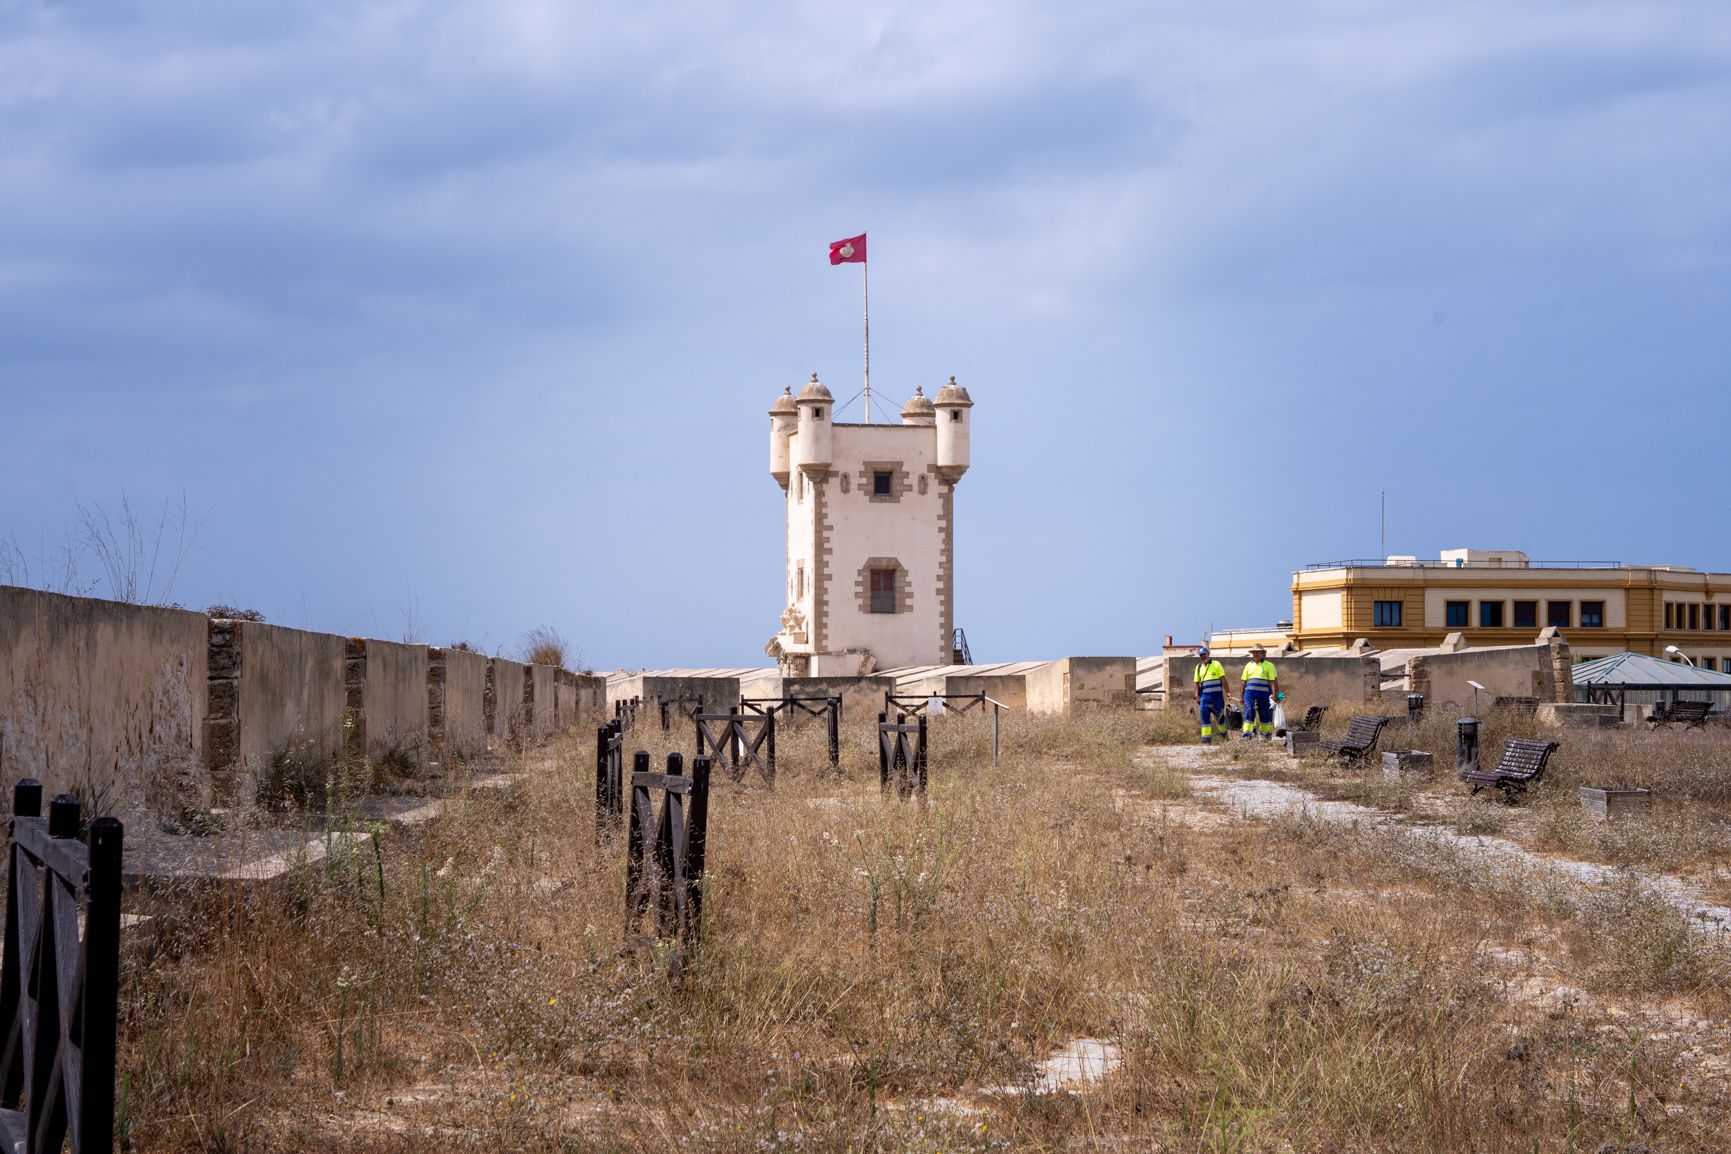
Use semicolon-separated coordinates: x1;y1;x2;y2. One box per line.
1318;714;1390;763
1297;705;1328;732
1460;737;1560;801
1648;700;1712;731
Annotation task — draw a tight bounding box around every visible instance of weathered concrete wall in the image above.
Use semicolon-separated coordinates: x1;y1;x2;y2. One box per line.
780;675;899;726
524;663;556;741
1407;646;1548;710
487;658;529;746
642;676;743;720
211;620;347;806
942;674;1028;714
1026;657;1136;714
351;639;429;771
0;586;207;818
1162;654;1380;713
429;647;489;767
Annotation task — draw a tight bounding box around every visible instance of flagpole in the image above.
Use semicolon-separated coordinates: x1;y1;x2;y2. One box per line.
863;255;871;424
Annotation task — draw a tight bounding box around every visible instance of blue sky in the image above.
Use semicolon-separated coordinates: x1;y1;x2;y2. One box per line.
3;1;1729;669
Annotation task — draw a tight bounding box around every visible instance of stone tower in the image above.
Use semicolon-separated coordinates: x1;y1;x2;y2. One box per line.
766;374;974;675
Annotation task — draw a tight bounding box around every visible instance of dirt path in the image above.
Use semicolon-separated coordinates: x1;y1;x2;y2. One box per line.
1149;744;1731;934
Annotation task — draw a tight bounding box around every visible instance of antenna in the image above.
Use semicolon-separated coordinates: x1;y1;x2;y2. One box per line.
1380;491;1386;560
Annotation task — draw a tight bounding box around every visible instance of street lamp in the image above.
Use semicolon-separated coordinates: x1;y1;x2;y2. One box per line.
1664;645;1695;667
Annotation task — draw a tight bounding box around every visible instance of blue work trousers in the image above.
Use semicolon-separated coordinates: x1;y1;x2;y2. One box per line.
1198;692;1225;743
1242;690;1273;737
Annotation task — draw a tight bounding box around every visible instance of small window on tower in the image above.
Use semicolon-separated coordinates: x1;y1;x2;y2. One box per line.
873;471;893;496
812;408;823;420
869;569;896;614
796;563;805;600
949;411;961;422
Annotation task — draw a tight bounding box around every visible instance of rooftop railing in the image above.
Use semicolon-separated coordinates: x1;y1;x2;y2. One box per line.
1300;559;1626;572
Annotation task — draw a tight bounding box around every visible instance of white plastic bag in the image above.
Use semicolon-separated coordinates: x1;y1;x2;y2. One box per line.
1271;702;1287;733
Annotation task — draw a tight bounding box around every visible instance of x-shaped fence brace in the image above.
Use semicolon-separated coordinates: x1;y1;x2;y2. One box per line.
694;711;776;785
738;696;841;769
877;712;928;800
625;753;711;970
0;781;122;1154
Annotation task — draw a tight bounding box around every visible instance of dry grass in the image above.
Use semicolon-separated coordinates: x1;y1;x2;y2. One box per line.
115;707;1731;1152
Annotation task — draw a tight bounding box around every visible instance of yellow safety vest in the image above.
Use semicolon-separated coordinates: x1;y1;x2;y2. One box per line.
1241;660;1276;693
1193;660;1225;694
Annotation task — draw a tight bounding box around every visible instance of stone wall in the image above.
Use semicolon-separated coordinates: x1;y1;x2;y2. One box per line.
1161;654;1381;713
1026;657;1137;714
942;673;1029;714
1405;646;1554;710
487;658;530;747
211;620;347;807
780;675;899;725
0;586;207;818
430;647;490;768
640;676;744;721
1;584;585;815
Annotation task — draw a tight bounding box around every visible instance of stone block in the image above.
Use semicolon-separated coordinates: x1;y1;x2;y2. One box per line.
1579;786;1652;822
1381;750;1434;777
1286;730;1321;757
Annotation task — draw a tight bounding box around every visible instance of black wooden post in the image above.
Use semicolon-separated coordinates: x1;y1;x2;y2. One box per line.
685;756;711;944
1407;693;1425;726
0;779;39;1108
765;713;776;778
82;816;122;1148
916;713;929;797
655;753;682;938
826;697;840;771
877;712;889;792
594;724;610;839
625;755;649;930
728;705;742;767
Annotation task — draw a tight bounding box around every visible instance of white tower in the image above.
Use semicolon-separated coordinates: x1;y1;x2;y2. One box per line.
767;375;973;676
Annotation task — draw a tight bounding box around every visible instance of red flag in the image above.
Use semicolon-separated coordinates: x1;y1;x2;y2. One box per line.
829;233;867;264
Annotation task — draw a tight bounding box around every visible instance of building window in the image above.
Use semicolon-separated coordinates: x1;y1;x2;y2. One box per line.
873;471;893;497
1580;601;1604;628
795;563;805;601
1709;607;1718;632
1373;600;1402;628
1547;601;1571;628
1721;606;1730;631
869;569;897;614
1479;601;1504;628
1513;600;1537;629
1445;601;1469;628
1666;603;1675;629
1690;603;1701;631
1703;658;1718;671
950;411;961;422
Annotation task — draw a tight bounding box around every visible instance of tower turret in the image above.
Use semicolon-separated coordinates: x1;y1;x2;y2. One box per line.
900;385;936;427
933;375;973;481
768;385;798;489
794;373;833;475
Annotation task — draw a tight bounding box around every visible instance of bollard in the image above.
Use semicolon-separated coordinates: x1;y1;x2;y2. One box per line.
877;712;889;792
1457;717;1480;775
1407;693;1425;726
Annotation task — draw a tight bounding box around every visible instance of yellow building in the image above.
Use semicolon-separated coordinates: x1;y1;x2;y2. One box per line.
1290;548;1731;670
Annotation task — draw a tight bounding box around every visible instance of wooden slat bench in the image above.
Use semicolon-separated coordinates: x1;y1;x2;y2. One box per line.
1460;738;1560;801
1298;705;1328;732
1648;700;1712;731
1318;714;1390;763
1493;696;1540;716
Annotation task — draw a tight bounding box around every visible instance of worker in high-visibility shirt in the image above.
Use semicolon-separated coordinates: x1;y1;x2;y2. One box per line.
1240;644;1281;741
1193;646;1230;744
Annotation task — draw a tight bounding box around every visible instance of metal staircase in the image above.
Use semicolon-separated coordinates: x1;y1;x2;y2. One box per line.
951;627;973;665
